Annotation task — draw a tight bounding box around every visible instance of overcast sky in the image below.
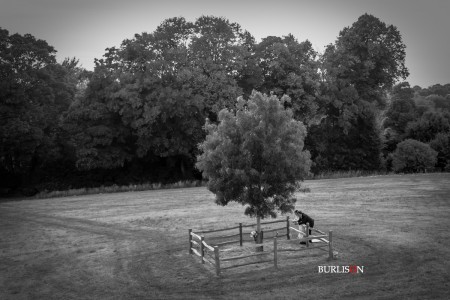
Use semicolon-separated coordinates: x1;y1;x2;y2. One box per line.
1;0;449;88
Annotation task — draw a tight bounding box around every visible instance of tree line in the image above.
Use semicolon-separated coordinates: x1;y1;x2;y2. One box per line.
1;14;449;196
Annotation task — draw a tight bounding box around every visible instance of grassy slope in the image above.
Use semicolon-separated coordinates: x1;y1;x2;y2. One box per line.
0;173;449;299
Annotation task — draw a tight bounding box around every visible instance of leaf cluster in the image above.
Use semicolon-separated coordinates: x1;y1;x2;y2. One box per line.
196;92;311;218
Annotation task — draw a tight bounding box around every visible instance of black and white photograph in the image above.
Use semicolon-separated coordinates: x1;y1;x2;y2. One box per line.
1;0;449;299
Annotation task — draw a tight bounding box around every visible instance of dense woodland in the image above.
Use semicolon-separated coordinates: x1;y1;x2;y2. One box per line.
1;14;450;196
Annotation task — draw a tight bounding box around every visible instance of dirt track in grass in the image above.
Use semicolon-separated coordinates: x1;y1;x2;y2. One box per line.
1;173;450;299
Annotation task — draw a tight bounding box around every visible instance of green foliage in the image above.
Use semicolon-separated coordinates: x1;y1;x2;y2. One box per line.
66;16;247;172
382;82;417;155
196;91;311;219
418;84;450;98
307;14;408;173
404;111;450;142
0;28;77;183
391;139;437;173
319;13;409;129
382;83;450;172
4;14;450;194
426;94;450;112
308;106;383;173
430;132;450;171
252;35;320;125
323;13;408;104
190;16;251;78
384;82;416;135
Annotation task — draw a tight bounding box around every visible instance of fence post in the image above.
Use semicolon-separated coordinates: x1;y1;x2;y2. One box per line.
239;223;243;246
188;229;192;254
214;246;220;276
274;237;278;269
286;216;290;240
306;223;310;247
328;231;333;260
200;235;205;264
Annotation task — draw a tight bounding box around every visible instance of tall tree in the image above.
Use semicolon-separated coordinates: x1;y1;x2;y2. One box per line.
308;14;409;172
196;91;311;234
190;16;249;78
382;82;416;154
67;16;247;178
430;132;450;171
384;82;416;135
322;13;409;106
0;28;77;189
254;35;320;125
189;16;251;119
391;139;437;173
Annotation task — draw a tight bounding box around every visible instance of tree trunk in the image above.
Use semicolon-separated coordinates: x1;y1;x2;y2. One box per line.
257;216;261;234
256;215;263;252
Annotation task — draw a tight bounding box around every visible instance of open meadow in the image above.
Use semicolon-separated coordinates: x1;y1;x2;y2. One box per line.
1;173;450;299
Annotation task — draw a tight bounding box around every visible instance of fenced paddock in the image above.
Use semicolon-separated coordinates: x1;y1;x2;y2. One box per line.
188;217;334;275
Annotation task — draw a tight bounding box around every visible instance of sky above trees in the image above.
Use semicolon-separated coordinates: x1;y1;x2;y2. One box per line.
1;0;449;87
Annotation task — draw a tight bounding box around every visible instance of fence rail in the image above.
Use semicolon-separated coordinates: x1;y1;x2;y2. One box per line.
214;232;241;240
221;251;269;262
221;259;273;270
278;244;328;252
298;234;328;241
263;227;286;234
312;228;326;235
199;225;241;234
190;231;202;240
203;256;216;266
191;248;202;257
188;217;334;276
290;226;304;234
202;241;214;251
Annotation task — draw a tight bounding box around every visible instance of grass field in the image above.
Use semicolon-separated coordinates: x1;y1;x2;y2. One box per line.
1;173;450;299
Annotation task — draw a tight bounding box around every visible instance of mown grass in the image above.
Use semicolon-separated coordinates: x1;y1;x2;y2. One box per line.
34;169;442;199
34;180;205;199
33;171;381;199
34;177;314;199
1;173;449;299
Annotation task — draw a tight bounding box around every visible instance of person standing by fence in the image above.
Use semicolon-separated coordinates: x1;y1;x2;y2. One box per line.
294;210;314;244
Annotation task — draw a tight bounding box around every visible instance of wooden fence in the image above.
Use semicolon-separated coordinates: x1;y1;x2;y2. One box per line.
194;217;291;247
279;223;334;259
188;229;221;275
188;218;334;275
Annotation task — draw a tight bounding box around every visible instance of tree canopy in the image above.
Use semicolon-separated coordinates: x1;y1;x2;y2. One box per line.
64;16;248;176
306;13;409;172
392;139;437;173
2;14;449;195
196;91;311;222
254;35;321;125
0;28;78;189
